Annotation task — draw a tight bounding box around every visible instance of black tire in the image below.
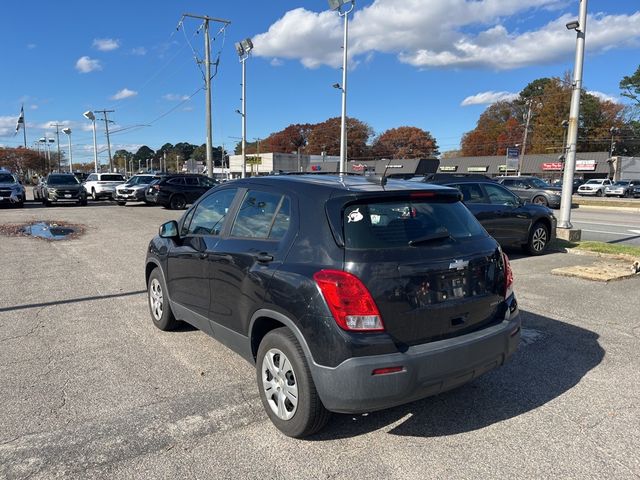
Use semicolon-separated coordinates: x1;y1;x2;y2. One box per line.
256;328;330;438
91;188;98;201
532;195;548;207
43;197;51;207
169;194;186;210
595;189;603;197
79;199;88;206
524;221;550;256
147;268;178;331
117;201;126;206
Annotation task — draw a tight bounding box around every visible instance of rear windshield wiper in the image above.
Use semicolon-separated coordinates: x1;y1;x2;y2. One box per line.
408;230;452;246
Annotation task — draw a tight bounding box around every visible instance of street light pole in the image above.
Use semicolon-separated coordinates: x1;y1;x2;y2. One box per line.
558;0;588;231
62;128;73;172
84;111;99;173
329;0;355;175
236;38;253;179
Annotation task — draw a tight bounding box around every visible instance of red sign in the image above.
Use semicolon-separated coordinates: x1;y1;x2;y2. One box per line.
351;163;368;172
542;162;563;171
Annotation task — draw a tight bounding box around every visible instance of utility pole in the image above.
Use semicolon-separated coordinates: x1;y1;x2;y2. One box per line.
518;101;533;176
180;13;231;179
163;151;167;173
558;0;588;234
94;110;115;172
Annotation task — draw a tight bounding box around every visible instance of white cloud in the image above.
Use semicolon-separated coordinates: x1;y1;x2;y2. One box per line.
162;93;190;101
131;47;147;56
93;38;120;51
75;56;102;73
27;43;36;49
111;88;138;100
587;90;619;104
270;58;284;67
0;116;19;137
461;91;519;106
253;2;640;70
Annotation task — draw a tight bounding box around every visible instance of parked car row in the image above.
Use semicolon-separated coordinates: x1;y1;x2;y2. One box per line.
604;179;640;198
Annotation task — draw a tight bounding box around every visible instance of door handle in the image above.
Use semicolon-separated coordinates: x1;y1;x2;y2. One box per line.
256;253;274;264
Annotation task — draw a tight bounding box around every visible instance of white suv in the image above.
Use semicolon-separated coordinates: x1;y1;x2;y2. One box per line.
577;178;612;197
83;173;126;200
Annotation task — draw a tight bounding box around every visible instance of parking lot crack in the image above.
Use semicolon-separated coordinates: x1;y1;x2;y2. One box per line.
0;306;47;342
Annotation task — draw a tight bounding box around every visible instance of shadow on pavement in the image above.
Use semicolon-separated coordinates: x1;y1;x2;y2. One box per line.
310;309;603;440
0;290;146;313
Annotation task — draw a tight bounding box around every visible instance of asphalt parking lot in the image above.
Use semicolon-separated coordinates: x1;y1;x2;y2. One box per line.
1;201;639;479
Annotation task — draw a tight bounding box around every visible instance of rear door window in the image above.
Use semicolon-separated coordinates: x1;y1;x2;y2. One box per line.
167;177;186;185
343;199;485;249
185;177;199;186
450;183;486;203
231;190;291;239
483;184;519;206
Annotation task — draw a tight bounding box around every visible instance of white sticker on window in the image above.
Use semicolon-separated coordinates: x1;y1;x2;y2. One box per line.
347;208;364;223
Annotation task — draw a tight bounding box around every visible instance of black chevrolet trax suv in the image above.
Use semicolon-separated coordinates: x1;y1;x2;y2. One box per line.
145;175;520;437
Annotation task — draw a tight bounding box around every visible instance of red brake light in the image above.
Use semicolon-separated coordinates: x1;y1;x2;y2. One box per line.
313;270;384;332
409;191;435;198
503;253;514;299
372;366;404;376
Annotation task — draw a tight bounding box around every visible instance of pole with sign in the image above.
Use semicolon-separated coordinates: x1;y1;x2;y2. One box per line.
506;147;520;175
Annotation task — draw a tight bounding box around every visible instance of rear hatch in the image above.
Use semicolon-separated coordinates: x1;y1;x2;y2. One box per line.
334;192;507;346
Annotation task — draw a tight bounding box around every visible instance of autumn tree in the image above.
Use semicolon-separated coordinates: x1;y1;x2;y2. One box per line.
620;65;640;106
0;147;46;174
461;101;521;156
371;126;439;158
305;117;373;159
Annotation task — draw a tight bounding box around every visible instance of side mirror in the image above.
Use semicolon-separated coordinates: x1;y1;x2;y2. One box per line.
159;220;179;239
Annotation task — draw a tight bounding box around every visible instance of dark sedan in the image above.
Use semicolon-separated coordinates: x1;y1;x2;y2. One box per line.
145;174;217;209
34;173;87;206
423;177;556;255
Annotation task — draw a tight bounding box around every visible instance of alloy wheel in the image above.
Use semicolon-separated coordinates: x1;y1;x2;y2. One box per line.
149;278;164;321
261;348;298;420
531;226;548;253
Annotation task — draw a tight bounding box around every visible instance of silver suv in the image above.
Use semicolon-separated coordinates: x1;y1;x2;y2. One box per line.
115;174;155;205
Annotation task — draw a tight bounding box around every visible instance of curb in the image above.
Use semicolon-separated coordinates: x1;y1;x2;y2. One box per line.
574;204;640;213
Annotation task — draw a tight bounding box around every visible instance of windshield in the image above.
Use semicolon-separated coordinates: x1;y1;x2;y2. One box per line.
613;181;629;186
343;199;486;249
101;174;125;182
126;175;153;186
48;175;80;185
0;173;16;183
585;180;603;185
529;178;552;188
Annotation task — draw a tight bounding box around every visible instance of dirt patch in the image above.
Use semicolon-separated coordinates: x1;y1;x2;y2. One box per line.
552;261;640;282
0;221;86;241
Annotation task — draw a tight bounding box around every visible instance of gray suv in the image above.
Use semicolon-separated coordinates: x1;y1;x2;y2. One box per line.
0;171;26;208
496;176;562;208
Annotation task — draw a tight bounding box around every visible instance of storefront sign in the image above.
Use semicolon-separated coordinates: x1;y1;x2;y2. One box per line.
351;163;368;172
439;165;458;172
542;162;564;171
575;160;596;171
498;165;517;172
468;166;488;172
310;165;322;171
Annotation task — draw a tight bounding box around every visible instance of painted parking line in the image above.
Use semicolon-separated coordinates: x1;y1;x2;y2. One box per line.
573;221;640;229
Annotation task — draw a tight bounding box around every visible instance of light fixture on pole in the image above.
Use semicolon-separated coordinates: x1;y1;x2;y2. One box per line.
83;110;99;173
62;127;73;173
558;120;569;162
328;0;355;175
236;38;253;179
558;0;588;234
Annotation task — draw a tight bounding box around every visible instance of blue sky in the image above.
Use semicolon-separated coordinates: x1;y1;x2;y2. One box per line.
0;0;638;165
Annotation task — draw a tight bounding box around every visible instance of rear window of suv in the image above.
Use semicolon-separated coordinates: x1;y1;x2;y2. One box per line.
343;199;486;249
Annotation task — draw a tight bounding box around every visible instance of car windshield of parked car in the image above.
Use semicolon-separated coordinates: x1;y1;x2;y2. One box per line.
343;199;485;249
0;173;16;183
48;175;80;185
101;174;125;182
612;181;629;186
585;179;603;185
126;175;153;186
529;178;552;188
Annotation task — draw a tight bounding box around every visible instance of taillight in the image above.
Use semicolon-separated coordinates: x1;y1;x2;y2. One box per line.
503;253;514;299
313;270;384;332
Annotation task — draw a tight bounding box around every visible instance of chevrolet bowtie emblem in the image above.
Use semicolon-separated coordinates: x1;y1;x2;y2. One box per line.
449;259;469;270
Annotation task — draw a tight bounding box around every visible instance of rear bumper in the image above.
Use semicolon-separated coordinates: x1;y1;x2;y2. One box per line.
310;301;520;414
